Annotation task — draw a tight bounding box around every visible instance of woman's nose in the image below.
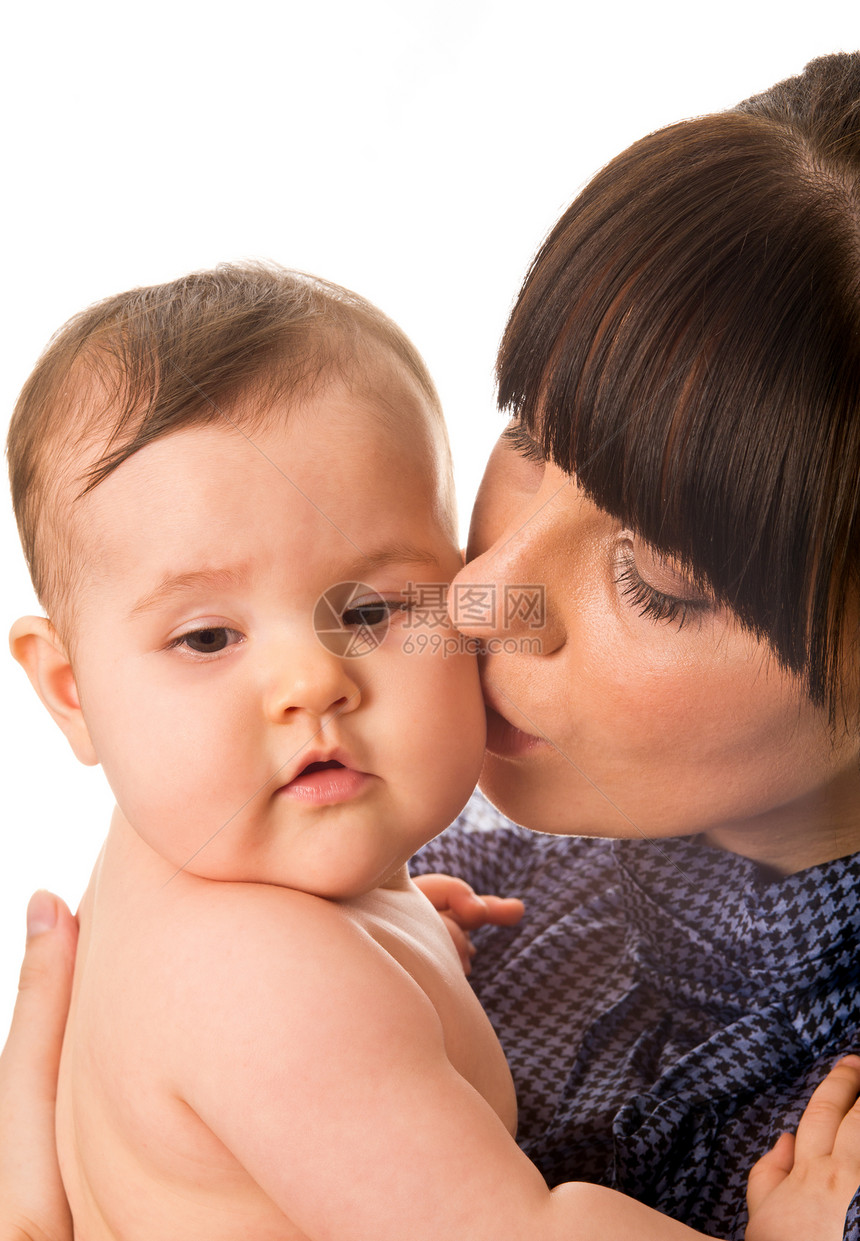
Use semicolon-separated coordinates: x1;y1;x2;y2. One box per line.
264;636;362;724
449;521;564;654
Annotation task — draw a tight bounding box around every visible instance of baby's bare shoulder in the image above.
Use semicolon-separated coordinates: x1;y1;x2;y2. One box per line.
158;881;449;1123
161;879;394;982
159;879;435;1031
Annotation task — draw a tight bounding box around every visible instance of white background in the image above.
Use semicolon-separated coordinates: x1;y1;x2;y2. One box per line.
1;0;857;1039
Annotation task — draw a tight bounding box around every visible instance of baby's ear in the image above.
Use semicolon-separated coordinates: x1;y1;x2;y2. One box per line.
9;617;98;766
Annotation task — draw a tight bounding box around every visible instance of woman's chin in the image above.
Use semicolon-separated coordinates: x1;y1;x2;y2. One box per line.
478;750;650;840
478;751;563;832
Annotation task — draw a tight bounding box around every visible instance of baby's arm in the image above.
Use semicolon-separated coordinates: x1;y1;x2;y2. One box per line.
171;884;729;1241
745;1056;860;1241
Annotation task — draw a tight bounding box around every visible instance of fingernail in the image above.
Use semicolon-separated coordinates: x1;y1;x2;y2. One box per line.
27;890;58;937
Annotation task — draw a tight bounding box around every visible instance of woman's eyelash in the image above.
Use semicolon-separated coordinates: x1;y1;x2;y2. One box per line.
615;553;710;630
502;422;545;463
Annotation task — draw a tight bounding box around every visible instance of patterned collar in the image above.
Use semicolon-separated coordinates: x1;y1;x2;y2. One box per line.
612;835;860;1017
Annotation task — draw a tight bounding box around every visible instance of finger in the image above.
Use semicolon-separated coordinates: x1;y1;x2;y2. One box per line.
459;937;476;976
414;874;525;930
477;895;526;927
412;873;461;907
831;1059;860;1164
437;914;476;974
794;1056;860;1162
438;880;497;930
4;892;78;1099
746;1132;795;1214
0;891;78;1238
414;874;484;921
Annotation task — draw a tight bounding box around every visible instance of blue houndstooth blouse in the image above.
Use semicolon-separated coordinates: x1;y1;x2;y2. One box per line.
413;791;860;1239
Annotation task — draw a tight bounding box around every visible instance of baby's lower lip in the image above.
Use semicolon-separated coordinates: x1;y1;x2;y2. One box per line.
280;764;370;804
484;706;548;758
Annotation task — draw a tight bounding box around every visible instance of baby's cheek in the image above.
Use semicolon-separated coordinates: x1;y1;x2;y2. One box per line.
391;655;483;777
431;659;486;777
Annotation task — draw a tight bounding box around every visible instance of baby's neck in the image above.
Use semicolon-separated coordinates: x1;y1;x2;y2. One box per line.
102;806;413;902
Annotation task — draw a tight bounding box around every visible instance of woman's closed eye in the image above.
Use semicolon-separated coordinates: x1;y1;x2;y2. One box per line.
502;420;546;464
614;537;714;630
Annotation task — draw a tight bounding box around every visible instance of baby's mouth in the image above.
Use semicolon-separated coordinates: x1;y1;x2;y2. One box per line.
279;758;369;805
298;760;346;776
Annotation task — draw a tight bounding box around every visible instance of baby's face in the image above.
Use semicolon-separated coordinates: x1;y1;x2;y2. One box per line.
65;376;486;897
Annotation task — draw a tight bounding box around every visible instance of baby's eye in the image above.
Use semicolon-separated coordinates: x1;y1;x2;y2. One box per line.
175;627;243;655
342;598;401;628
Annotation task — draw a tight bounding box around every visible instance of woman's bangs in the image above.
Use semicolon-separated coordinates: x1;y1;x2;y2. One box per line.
501;114;860;713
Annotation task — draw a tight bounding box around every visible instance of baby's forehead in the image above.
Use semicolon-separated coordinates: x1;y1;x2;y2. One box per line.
75;368;453;527
47;384;458;653
68;401;453;601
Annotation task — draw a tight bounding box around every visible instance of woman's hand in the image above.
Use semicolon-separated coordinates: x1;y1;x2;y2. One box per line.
745;1056;860;1241
0;891;77;1241
414;873;524;974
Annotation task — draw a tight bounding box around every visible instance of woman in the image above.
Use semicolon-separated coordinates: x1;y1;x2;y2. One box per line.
415;49;860;1238
2;51;860;1240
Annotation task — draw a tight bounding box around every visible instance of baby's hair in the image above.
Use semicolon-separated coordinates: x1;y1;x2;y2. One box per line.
7;262;443;637
498;52;860;722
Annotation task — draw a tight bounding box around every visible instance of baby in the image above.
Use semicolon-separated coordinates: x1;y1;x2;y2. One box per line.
7;264;859;1240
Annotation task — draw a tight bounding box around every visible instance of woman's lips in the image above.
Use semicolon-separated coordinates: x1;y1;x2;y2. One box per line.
279;761;370;804
484;705;549;758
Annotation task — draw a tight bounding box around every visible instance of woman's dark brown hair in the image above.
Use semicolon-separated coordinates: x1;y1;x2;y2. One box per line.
498;52;860;719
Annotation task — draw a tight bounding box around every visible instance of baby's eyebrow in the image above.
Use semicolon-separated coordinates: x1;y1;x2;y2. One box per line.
129;566;249;618
351;542;444;575
128;545;441;619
